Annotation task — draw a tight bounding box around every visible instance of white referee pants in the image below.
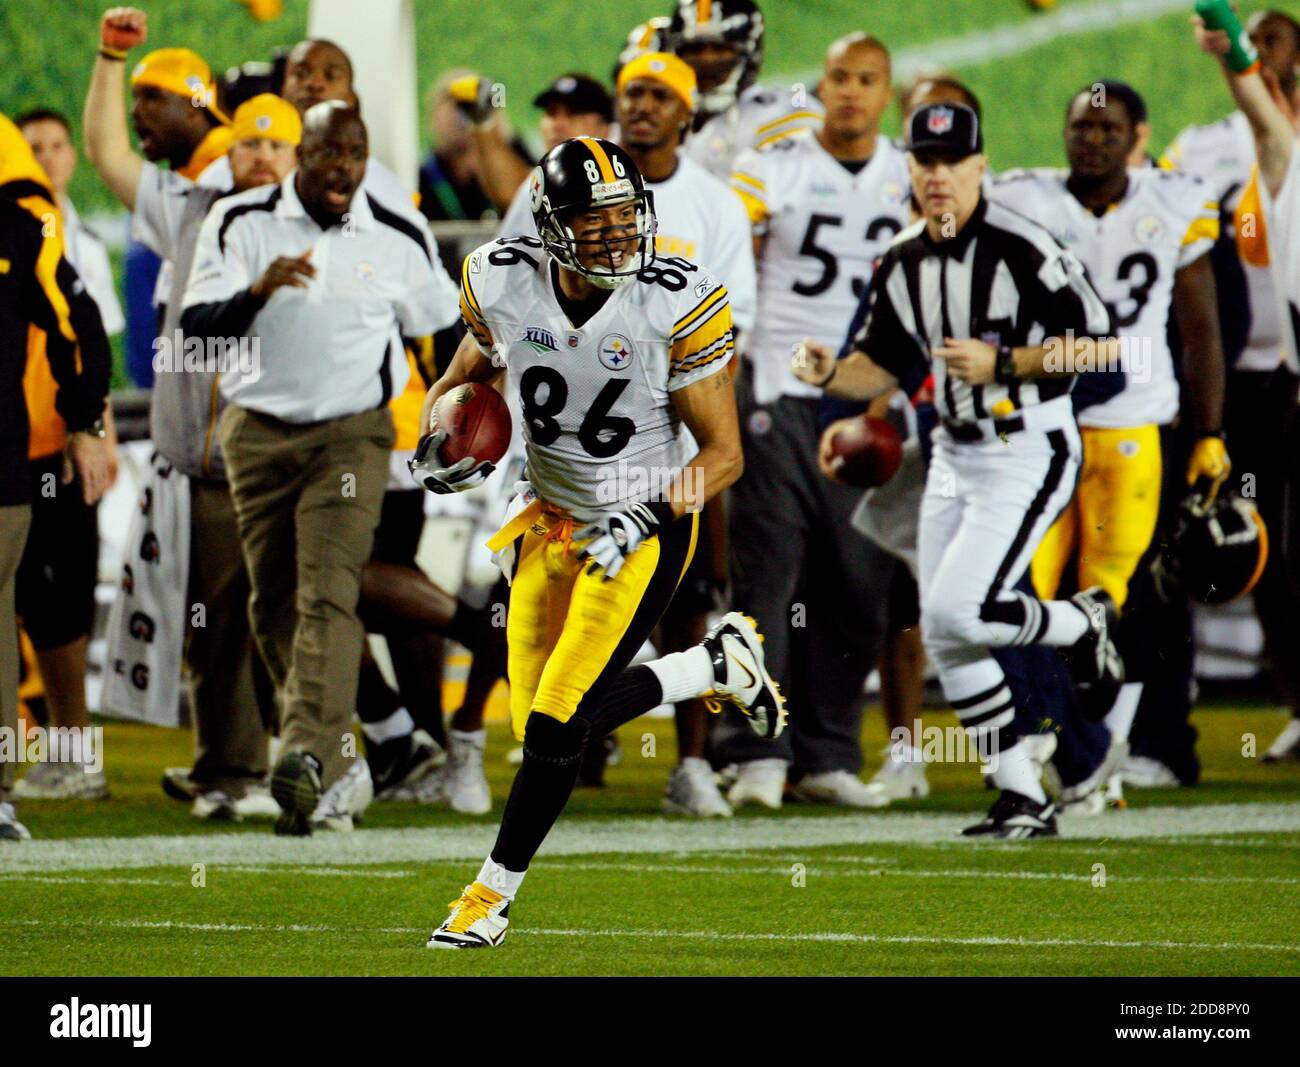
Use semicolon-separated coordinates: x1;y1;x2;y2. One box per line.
918;421;1085;736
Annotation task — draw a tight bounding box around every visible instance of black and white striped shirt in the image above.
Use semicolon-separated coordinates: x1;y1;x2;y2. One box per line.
853;197;1112;423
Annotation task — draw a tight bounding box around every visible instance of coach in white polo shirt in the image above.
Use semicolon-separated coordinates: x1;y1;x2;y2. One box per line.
181;101;459;835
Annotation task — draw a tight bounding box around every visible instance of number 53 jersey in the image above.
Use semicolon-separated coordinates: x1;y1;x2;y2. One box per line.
458;236;734;514
989;166;1219;429
730;133;913;405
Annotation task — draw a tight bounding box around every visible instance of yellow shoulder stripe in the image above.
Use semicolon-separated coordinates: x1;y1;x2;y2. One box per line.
754;110;821;137
672;284;728;337
17;194;74;343
731;171;765;193
1182;214;1219;245
732;186;768;225
755;128;807;150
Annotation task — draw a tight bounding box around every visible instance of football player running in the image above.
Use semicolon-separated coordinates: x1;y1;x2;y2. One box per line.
665;0;823;178
412;137;785;948
989;83;1228;793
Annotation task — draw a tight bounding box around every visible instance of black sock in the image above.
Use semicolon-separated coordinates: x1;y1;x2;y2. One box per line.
585;665;665;735
491;714;588;872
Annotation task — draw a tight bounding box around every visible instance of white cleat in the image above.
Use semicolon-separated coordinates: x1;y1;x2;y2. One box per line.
701;612;787;739
427;882;510;949
1057;787;1108;817
662;758;733;817
1058;736;1128;805
726;757;787;810
310;760;374;832
1262;717;1300;762
191;789;239;822
446;729;492;815
1119;754;1180;789
0;802;31;841
791;769;891;809
234;784;282;820
380;766;447;804
14;762;108;800
868;745;930;800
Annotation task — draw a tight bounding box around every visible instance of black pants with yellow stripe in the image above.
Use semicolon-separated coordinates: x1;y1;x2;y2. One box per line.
489;506;697;872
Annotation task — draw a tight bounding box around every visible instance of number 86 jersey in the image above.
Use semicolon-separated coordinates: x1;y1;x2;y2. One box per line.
458;236;735;514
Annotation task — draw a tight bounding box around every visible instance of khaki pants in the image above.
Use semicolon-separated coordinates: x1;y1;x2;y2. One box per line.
187;478;275;793
1;505;32;802
219;405;392;788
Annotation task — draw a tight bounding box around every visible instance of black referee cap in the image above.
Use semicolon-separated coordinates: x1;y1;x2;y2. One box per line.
907;103;983;160
533;74;614;121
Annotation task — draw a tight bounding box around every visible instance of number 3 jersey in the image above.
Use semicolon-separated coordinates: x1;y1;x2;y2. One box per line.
458;237;734;514
730;132;913;405
988;166;1219;429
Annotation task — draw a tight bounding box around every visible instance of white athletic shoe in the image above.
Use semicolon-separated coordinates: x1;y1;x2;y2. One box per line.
427;882;510;949
310;760;374;832
0;802;31;841
791;769;891;808
1058;736;1129;804
1119;754;1180;788
234;784;282;820
1262;717;1300;762
14;762;108;800
701;613;787;739
380;766;447;804
662;758;733;817
191;790;239;821
446;729;491;815
1057;787;1108;817
867;745;930;800
726;758;787;809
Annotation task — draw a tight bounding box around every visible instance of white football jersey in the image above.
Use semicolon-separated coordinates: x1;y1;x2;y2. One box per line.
989;166;1218;428
1258;143;1300;377
732;132;912;404
684;83;824;179
1163;112;1282;373
459;237;734;514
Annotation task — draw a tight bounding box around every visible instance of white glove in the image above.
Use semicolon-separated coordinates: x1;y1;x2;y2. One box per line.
574;500;673;580
408;430;495;495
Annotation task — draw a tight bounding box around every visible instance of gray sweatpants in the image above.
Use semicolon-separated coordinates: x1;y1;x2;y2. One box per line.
714;370;893;774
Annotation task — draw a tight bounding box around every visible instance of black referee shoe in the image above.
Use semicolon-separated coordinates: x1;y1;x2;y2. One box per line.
271;750;323;836
962;790;1058;839
1065;586;1124;721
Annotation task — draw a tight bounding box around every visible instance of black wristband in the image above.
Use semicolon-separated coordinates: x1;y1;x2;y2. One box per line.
99;47;127;62
993;343;1018;385
817;361;839;388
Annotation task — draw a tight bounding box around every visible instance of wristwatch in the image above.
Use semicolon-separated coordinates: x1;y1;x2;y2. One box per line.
993;343;1018;385
77;418;107;440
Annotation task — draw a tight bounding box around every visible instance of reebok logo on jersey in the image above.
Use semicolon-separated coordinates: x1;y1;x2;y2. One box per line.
522;327;558;354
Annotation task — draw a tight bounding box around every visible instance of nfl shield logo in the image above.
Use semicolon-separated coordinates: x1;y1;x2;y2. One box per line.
927;107;954;135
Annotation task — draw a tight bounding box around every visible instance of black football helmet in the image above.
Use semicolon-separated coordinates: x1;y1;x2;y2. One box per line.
1155;491;1269;605
528;137;657;289
664;0;764;114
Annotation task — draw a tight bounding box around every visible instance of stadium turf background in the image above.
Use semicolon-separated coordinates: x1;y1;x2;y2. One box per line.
2;706;1298;976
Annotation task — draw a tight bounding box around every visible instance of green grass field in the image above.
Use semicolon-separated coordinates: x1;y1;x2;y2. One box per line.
3;704;1298;976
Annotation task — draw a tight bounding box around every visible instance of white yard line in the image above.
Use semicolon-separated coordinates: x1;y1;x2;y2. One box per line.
2;803;1297;874
2;915;1296;956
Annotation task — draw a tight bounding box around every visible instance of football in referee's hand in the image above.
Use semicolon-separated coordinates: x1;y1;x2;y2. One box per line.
823;415;902;488
431;384;511;466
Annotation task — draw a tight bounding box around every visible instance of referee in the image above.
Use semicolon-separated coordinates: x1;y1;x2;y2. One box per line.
180;102;459;835
793;103;1123;838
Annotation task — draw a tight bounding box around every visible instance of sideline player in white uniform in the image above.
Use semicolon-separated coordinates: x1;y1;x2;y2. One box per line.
665;0;823;179
1169;9;1300;763
411;137;784;948
795;104;1123;838
718;33;912;810
989;83;1227;780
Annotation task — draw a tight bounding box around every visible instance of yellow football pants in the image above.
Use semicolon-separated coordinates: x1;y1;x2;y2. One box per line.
493;502;697;741
1031;424;1163;610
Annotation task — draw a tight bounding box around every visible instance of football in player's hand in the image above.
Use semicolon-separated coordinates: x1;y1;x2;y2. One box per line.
822;415;903;488
431;383;511;466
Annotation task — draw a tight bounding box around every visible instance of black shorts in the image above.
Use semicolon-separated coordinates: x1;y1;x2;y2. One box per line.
886;560;920;633
661;514;716;620
370;489;425;567
15;453;99;650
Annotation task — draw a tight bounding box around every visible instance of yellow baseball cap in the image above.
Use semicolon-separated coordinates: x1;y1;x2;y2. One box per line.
130;48;230;124
229;94;302;146
616;51;698;113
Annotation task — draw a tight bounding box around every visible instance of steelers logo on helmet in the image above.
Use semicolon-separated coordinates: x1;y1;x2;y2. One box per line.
531;136;658;290
1158;492;1269;605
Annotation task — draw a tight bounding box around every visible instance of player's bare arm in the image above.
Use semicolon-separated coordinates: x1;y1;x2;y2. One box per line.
668;365;745;518
933;334;1121;386
1173;253;1231;494
83;7;148;208
790;338;897;400
1196;18;1295;196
